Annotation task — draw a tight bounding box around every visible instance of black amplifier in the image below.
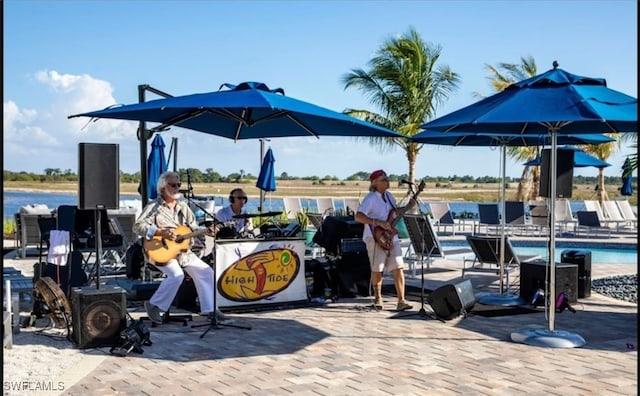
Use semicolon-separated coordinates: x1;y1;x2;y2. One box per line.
339;238;366;255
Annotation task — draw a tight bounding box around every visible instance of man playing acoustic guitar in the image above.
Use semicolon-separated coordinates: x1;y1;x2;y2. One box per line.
133;171;227;324
355;169;416;311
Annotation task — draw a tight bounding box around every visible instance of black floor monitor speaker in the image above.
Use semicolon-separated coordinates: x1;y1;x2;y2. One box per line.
427;279;476;320
78;143;120;210
540;148;574;198
520;260;578;303
560;250;592;298
71;285;127;349
335;238;371;297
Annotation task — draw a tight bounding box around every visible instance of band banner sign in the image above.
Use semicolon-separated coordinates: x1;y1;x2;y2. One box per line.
215;238;307;308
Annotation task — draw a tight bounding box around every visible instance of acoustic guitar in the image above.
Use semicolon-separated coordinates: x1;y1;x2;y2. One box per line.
373;180;425;251
143;225;209;264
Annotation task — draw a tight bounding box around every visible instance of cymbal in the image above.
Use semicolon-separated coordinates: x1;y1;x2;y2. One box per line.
233;211;282;219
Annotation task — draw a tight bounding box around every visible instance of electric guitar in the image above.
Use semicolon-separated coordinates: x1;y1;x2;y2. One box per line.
143;225;210;264
373;180;426;251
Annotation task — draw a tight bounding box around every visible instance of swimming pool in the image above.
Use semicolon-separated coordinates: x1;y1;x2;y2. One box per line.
441;242;637;265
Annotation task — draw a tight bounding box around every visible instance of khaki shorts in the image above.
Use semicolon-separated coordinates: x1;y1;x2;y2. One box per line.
364;237;405;273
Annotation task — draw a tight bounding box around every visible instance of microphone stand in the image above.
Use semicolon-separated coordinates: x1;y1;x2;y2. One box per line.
394;183;440;322
183;176;251;336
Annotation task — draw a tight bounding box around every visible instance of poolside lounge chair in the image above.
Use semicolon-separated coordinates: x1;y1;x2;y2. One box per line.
342;198;360;216
504;201;527;235
576;211;611;238
17;205;55;259
429;202;457;235
462;235;540;289
475;203;500;235
527;200;550;236
403;214;471;278
616;200;637;229
282;197;303;220
555;198;578;234
584;200;627;231
602;200;633;231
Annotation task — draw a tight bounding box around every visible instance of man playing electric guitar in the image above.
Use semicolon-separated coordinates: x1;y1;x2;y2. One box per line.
355;169;418;311
133;171;228;325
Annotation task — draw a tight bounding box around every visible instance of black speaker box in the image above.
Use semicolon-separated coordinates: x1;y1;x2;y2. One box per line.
561;250;592;298
335;239;371;297
78;143;120;210
313;216;364;256
427;279;476;320
520;260;578;303
540;148;574;198
71;285;126;349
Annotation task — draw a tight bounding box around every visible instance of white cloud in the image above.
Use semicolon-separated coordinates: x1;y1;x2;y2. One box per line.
4;70;139;172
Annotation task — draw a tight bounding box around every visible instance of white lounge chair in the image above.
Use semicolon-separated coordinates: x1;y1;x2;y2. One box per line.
616;200;637;229
282;197;302;220
584;200;627;231
554;199;577;234
429;202;457;235
342;198;360;215
315;197;335;216
602;200;631;230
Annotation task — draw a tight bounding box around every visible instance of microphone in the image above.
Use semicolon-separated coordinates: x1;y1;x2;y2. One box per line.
400;179;414;185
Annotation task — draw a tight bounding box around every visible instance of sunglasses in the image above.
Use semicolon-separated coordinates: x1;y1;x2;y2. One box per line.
168;182;181;188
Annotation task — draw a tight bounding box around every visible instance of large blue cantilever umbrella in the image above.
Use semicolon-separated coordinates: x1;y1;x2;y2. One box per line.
147;134;168;199
69;81;402;205
411;131;614;306
421;63;637;348
524;146;612;168
256;147;277;211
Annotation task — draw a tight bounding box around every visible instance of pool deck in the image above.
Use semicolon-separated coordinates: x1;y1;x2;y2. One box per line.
2;231;637;395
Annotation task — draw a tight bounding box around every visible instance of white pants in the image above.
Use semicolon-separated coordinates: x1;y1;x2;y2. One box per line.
150;251;214;313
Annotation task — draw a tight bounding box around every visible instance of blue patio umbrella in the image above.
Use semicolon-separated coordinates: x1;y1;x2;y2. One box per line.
421;62;637;347
523;146;611;168
256;147;276;211
69;81;402;205
147;134;168;199
621;157;633;196
411;131;613;304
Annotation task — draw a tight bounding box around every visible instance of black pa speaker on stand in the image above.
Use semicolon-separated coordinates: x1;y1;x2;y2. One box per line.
540;148;574;198
427;280;476;320
71;285;127;349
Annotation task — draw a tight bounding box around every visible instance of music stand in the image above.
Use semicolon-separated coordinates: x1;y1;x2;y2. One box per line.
397;213;441;320
185;179;251;337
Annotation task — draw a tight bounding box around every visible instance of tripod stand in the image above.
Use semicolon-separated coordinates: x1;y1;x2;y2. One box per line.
183;175;251;337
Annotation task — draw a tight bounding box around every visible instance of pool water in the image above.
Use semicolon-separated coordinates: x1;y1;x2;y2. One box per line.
513;246;637;265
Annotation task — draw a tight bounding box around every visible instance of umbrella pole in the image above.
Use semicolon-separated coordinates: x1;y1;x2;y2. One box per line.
477;144;524;307
511;127;585;348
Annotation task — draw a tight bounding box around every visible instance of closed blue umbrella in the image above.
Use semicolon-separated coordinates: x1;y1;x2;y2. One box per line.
523;146;611;168
421;63;637;347
621;157;633;196
147;134;167;199
256;147;276;192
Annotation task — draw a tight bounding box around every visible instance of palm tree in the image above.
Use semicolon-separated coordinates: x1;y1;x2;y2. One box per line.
481;56;541;201
341;27;460;183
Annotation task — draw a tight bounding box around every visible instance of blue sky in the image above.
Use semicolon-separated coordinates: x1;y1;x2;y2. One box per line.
4;0;637;180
